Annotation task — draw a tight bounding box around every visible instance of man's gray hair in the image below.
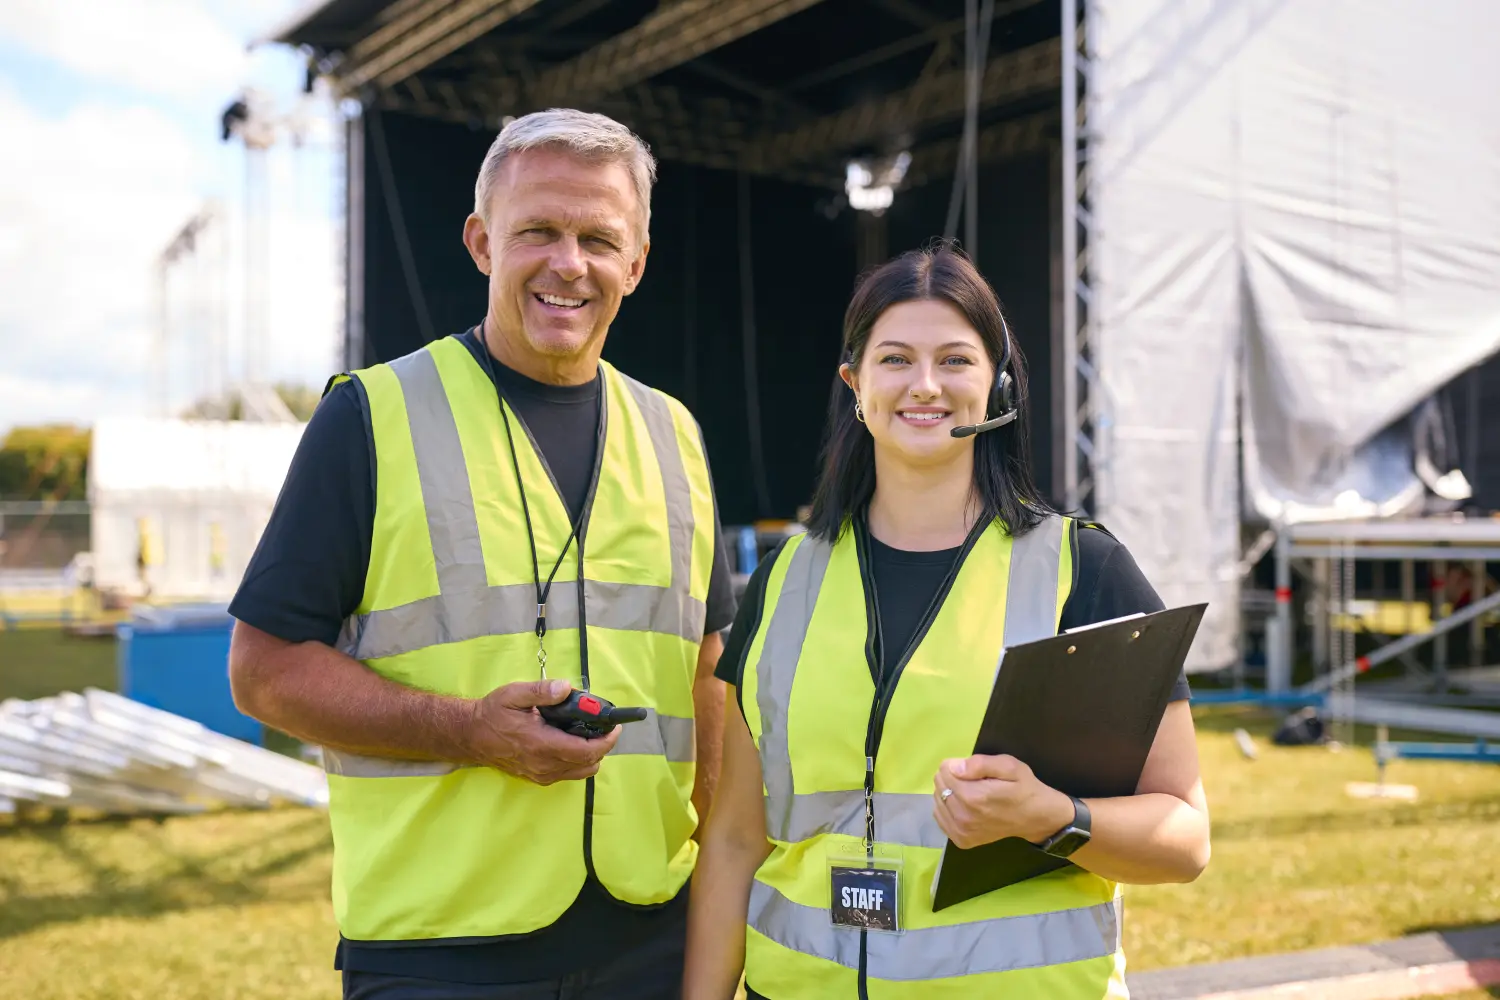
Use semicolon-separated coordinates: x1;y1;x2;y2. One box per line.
473;108;657;248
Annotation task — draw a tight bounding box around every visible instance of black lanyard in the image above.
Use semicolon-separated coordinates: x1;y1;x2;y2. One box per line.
854;509;986;849
477;325;598;679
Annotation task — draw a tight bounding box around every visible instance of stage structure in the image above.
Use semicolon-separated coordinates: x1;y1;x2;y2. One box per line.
263;0;1069;549
1072;0;1500;673
263;0;1500;676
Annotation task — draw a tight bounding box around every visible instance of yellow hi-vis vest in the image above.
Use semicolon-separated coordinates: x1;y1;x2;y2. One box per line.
321;336;715;943
738;516;1129;998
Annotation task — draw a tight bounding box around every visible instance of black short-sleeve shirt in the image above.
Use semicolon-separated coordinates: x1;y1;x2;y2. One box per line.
229;328;737;985
716;521;1192;703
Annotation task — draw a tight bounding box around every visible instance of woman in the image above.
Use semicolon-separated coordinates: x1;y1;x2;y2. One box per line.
683;248;1210;999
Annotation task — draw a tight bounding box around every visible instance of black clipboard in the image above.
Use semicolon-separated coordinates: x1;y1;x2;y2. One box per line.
929;603;1207;912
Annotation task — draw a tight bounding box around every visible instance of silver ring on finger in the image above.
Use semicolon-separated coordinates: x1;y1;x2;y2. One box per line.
940;787;954;803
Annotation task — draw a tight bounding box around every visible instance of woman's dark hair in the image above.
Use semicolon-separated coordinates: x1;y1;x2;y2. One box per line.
806;245;1055;542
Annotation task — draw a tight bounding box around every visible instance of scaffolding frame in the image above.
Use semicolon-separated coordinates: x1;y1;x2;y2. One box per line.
1269;519;1500;705
1060;0;1100;516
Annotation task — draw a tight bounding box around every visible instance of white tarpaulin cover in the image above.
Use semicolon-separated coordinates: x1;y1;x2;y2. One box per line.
1087;0;1500;669
88;417;305;599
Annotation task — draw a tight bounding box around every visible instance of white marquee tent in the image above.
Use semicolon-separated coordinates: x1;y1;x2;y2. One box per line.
1077;0;1500;670
88;418;305;601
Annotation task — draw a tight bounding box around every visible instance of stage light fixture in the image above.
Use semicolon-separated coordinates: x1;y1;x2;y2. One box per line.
845;151;911;214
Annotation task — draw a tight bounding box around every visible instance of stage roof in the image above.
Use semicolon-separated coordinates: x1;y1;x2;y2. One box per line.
267;0;1062;189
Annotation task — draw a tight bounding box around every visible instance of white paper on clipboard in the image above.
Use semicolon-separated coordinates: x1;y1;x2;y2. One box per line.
1063;612;1146;635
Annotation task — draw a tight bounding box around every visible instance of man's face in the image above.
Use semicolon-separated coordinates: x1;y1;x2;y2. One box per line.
464;147;648;374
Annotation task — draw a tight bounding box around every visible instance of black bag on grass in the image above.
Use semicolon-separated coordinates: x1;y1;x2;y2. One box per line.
1272;706;1327;746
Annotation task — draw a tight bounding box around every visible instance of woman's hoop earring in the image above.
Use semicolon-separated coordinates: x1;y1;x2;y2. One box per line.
854;398;866;424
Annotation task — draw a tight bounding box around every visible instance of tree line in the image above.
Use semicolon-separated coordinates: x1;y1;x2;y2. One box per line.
0;425;90;502
0;384;319;502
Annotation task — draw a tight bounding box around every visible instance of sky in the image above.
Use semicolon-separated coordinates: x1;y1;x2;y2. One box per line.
0;0;341;436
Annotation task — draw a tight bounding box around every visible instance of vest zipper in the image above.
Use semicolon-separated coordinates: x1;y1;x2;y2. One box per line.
853;513;989;998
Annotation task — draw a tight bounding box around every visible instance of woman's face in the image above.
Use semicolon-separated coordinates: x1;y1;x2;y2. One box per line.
842;298;995;467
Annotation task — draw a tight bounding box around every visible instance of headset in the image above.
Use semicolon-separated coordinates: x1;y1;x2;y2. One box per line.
949;314;1018;439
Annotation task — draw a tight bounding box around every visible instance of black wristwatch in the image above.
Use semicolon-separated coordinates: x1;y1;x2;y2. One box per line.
1037;796;1092;858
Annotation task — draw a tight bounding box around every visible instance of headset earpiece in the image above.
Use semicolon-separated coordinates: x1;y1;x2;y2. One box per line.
990;371;1015;421
950;318;1020;439
992;316;1017;421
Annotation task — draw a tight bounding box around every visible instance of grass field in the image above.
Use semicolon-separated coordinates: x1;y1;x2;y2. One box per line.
1;630;1498;998
1125;705;1500;970
0;626;118;700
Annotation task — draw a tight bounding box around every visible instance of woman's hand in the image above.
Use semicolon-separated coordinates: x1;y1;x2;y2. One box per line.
933;704;1211;883
932;754;1075;850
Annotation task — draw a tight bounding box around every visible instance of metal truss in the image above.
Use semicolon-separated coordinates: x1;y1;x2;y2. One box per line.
337;0;546;92
324;0;1061;191
594;83;773;157
531;0;826;106
1060;0;1096;515
1058;0;1289;517
377;66;1050;192
387;61;776;148
374;80;842;187
742;37;1058;175
356;5;1058;192
899;113;1053;189
341;106;365;370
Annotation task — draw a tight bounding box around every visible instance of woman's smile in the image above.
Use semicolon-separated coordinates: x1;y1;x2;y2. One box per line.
895;406;952;427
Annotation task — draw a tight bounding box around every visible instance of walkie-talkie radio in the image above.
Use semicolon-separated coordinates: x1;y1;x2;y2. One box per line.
539;690;648;740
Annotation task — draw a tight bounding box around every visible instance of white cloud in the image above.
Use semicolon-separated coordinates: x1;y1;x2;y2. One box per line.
0;82;339;433
0;87;201;395
0;371;145;431
0;0;339;435
0;0;251;101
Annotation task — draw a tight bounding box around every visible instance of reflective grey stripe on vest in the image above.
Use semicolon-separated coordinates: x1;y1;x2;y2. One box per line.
772;788;947;849
618;373;695;599
757;517;1067;846
338;580;707;662
755;535;832;843
336;355;706;662
321;709;694;778
749;880;1121;979
389;349;488;594
1001;514;1067;648
611;708;695;761
322;748;460;779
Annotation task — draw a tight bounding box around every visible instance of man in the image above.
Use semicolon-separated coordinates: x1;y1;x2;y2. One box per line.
228;109;736;1000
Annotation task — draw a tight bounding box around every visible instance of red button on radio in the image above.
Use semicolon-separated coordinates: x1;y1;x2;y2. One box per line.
579;695;602;715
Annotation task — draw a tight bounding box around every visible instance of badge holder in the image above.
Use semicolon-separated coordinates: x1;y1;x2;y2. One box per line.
827;842;904;934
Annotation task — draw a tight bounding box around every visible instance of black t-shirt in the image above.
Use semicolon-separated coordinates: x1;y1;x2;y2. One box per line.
717;522;1192;704
229;328;736;985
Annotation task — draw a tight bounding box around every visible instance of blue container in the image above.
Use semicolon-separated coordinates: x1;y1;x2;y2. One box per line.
737;526;759;575
116;604;262;745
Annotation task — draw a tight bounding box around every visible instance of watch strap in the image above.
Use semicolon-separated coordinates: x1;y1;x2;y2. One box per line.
1070;796;1092;836
1038;796;1092;857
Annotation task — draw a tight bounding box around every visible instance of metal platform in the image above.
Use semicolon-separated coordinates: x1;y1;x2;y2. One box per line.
1352;698;1500;741
1270;516;1500;695
1285;516;1500;561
